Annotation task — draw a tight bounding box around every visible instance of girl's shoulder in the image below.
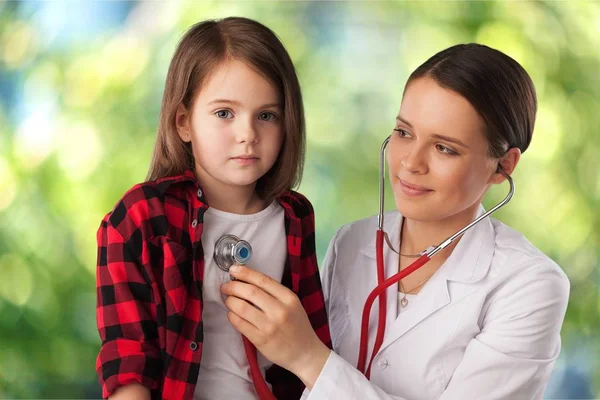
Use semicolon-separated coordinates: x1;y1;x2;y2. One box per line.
277;190;315;217
101;172;196;241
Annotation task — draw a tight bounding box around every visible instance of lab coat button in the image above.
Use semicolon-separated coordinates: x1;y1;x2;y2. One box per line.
378;357;389;368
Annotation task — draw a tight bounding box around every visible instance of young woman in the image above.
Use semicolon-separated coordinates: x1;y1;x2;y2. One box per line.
221;43;570;400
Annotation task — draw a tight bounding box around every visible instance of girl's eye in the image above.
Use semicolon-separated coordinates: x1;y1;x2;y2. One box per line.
436;144;458;155
259;112;277;122
215;110;233;119
393;128;411;138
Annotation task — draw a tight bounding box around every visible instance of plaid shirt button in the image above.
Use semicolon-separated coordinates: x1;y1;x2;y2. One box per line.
191;219;198;228
197;189;203;198
189;341;198;351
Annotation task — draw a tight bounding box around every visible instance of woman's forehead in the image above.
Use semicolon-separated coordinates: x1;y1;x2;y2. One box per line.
399;78;486;142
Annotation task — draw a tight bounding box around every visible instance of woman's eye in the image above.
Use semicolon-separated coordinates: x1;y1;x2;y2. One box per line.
215;110;233;119
259;112;277;122
393;128;411;138
436;144;458;155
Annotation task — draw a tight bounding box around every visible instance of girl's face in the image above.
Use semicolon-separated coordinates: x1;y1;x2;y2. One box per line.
177;59;284;194
388;77;504;222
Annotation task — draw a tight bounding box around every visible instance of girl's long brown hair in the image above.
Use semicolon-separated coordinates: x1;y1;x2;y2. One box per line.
147;17;305;200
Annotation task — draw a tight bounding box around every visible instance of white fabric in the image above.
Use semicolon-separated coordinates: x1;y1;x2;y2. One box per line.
302;206;570;400
194;201;286;400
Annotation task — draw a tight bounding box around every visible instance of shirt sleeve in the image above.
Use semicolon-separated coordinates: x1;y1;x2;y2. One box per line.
95;216;162;398
297;194;332;349
304;351;409;400
267;193;333;399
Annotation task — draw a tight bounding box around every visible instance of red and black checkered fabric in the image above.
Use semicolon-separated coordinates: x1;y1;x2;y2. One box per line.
96;170;331;399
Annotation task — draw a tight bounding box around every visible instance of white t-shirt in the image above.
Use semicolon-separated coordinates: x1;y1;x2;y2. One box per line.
194;201;286;400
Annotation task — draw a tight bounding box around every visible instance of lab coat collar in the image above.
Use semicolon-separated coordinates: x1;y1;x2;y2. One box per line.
367;206;495;355
358;205;494;284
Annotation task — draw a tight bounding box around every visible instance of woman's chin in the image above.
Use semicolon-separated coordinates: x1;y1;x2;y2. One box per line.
394;198;444;222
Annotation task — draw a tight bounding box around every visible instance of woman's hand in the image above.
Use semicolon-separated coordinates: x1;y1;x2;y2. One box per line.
220;265;331;389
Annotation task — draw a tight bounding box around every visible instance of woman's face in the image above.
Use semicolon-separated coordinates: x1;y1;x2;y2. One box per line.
388;77;500;222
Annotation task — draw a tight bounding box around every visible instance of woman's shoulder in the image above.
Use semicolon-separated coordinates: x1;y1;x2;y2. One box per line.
488;218;570;294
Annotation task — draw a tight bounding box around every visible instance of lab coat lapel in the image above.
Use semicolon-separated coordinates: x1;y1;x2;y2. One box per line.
376;206;495;354
377;273;451;354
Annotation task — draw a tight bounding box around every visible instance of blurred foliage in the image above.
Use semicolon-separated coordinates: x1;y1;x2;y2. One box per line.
0;1;598;398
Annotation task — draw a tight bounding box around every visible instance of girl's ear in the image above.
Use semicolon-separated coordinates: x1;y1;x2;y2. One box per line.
175;104;192;142
488;147;521;184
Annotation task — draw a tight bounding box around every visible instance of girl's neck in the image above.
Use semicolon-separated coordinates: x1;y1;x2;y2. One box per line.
207;187;267;215
400;202;481;260
194;170;267;215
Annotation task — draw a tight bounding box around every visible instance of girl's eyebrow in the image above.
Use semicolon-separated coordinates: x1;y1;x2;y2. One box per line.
396;115;470;149
207;99;281;109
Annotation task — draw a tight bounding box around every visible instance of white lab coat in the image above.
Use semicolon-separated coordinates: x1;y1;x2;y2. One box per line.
302;208;570;400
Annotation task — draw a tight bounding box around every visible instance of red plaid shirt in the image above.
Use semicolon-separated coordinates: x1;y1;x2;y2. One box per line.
95;170;331;399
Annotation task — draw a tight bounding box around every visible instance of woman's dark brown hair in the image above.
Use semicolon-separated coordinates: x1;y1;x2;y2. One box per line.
147;17;305;200
408;43;537;158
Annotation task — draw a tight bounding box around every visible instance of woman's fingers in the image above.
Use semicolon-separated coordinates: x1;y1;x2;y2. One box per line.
226;310;261;344
221;279;279;314
227;265;296;305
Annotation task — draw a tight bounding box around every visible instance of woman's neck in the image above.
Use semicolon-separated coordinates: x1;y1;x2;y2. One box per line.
400;202;481;260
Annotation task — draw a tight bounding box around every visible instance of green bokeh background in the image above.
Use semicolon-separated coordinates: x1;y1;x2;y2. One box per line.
0;1;598;398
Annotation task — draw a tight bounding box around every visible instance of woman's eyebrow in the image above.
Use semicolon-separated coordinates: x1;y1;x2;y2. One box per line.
396;115;413;127
431;133;470;149
396;115;470;149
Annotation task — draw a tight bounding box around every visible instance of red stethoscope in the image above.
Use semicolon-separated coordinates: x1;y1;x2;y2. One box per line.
214;235;276;400
356;135;515;378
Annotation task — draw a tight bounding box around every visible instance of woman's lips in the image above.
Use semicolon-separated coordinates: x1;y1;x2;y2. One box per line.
399;179;434;197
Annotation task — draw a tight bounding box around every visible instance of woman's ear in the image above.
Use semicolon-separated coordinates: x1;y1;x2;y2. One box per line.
175;104;192;143
488;147;521;184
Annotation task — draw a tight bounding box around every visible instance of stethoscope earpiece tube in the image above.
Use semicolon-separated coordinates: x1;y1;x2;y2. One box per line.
359;253;432;377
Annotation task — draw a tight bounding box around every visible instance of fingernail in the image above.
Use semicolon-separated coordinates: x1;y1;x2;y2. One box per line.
230;265;241;273
221;283;227;291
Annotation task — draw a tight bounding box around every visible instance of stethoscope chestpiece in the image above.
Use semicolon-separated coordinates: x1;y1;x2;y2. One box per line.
214;234;253;272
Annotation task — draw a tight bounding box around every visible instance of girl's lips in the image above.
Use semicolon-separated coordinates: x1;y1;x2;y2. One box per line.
399;179;434;197
231;157;259;165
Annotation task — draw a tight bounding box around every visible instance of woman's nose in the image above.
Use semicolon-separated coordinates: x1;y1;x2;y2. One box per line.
401;145;428;174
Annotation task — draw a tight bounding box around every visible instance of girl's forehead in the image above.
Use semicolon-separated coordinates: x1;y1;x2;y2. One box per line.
196;59;280;105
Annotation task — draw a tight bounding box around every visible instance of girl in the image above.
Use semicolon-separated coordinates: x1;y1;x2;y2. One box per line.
220;43;570;399
95;17;331;400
